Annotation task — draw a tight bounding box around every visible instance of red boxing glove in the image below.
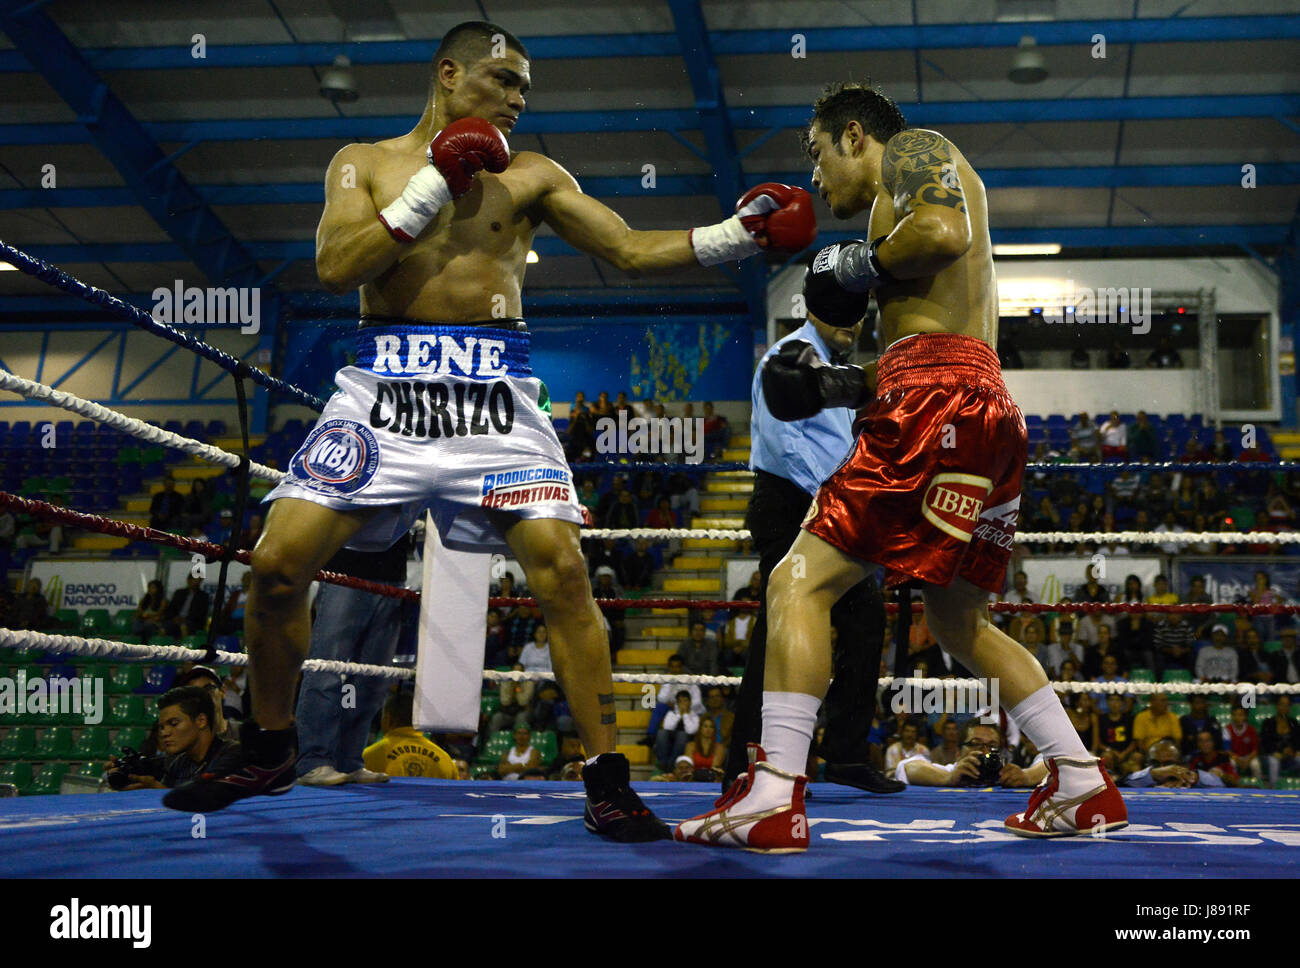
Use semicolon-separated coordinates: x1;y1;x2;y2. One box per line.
735;183;817;252
429;117;511;198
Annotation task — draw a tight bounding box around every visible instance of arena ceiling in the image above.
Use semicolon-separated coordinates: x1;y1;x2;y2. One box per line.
0;0;1298;324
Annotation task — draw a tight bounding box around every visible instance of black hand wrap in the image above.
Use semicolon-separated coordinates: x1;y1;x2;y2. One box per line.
762;339;870;422
803;240;872;327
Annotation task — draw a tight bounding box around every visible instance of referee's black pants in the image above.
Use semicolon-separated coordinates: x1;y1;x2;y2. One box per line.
723;469;886;787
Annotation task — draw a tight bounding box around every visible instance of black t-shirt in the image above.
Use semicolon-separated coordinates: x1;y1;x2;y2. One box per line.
1097;712;1134;750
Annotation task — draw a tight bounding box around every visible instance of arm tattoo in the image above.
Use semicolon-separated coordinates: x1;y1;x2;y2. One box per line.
880;129;966;216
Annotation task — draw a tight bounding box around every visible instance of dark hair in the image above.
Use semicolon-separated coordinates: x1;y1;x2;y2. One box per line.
801;82;907;157
158;686;215;728
176;665;222;690
961;720;1003;746
668;653;685;665
432;21;528;90
384;687;414;728
675;690;691;702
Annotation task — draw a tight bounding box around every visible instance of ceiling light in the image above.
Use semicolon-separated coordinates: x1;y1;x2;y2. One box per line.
993;243;1061;256
1009;36;1048;84
320;55;359;103
526;250;539;264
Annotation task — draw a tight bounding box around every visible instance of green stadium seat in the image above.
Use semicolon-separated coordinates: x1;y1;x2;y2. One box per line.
109;610;134;634
480;693;501;716
108;665;144;694
180;634;207;649
54;608;79;629
0;727;37;758
106;696;144;728
470;764;497;780
79;609;111;633
477;730;513;763
114;726;150;750
138;696;160;725
31;727;73;760
27;763;69;795
71;728;111;759
1129;668;1154;683
18;476;46;496
0;761;33;793
1168;701;1190;717
115;446;140;465
1163;669;1194;684
1237;777;1263;789
532;730;557;763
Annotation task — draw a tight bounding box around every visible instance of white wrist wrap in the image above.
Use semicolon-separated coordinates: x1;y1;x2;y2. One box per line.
378;165;453;243
691;215;761;266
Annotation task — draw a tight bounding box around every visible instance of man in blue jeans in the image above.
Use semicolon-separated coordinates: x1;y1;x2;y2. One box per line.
296;531;414;785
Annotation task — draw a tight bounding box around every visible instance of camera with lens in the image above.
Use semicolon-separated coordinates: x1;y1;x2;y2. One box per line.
960;748;1003;787
105;746;163;790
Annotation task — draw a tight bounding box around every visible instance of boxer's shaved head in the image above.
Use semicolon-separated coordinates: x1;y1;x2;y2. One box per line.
431;21;530;100
802;82;907;156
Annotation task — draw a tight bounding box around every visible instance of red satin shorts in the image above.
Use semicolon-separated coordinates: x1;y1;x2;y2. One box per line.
802;332;1027;594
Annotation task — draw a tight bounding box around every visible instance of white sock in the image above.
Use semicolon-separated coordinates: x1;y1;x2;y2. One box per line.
760;691;821;775
1009;685;1088;759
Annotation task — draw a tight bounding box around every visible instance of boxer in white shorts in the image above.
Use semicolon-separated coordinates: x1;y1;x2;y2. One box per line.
159;20;815;841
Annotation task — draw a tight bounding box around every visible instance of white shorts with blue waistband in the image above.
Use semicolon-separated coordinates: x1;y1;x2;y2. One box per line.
263;322;582;553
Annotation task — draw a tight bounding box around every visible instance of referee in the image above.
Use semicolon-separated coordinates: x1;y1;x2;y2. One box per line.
722;269;903;794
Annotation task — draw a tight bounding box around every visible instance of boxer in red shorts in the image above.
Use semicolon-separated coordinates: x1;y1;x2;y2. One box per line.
675;83;1127;851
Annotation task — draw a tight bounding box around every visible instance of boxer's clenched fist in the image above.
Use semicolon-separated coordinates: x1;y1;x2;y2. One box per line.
761;338;870;422
691;182;817;266
378;117;511;243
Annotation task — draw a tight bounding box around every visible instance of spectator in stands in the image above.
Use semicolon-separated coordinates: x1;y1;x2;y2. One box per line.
613;391;632;420
576;476;600;516
497;724;543;780
1195;478;1227;526
1170;477;1197;525
183;478;213;534
584;538;621;581
1089;652;1130;704
1154;514;1186;556
722;606;755;668
668;471;700;518
1179;693;1222;757
1146;337;1183;369
565;404;597;461
680;619;720;676
1134;692;1181;751
1249;568;1282;642
1065;692;1098;750
1069;412;1100;461
704;686;734;747
160;573;210;639
12;508;63;556
295;534;411;786
492;665;535;733
650;756;697;782
519;623;553;677
654;691;700;772
645;496;677;530
1209;429;1233;462
210;571;250;638
1196;624;1239;683
1122;739;1215;788
241;512;264;549
528;680;573;734
149;476;186;532
209;507;235;544
930;719;962;766
1099;410;1127;460
1260;694;1298;787
106;686;240;790
1239;628;1275;686
131;580;168;642
1129;411;1157;461
1105;339;1131;369
1264;486;1295;531
1096;693;1136;772
1187;730;1238;786
884;721;929;774
1273;627;1300;684
1115;610;1155;672
591;390;613;420
1178;435;1209;466
702;401;729;459
484;608;509;666
594;474;629;523
684;716;725;779
1108;467;1141;510
621;538;656;590
1043;620;1084;679
1153;610;1195;677
1223;702;1263;782
602;490;640;530
1119;574;1143;604
590;565;624;655
547;733;586;779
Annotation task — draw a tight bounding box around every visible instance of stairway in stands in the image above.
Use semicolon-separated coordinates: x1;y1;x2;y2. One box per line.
613;431;752;780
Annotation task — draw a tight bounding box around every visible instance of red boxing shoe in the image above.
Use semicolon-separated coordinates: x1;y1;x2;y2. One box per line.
675;747;808;853
1004;755;1128;838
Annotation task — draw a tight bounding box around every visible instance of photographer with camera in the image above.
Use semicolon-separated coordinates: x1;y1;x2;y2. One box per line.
894;721;1047;788
105;686;242;790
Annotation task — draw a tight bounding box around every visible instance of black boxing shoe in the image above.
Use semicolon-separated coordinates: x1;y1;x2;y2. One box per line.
582;753;671;843
161;721;297;813
824;761;906;794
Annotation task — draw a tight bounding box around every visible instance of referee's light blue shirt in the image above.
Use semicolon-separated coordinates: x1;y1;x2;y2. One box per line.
750;321;857;497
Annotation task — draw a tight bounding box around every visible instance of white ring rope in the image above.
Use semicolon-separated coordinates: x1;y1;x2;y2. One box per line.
583;527;1300;544
3;628;1297;696
3;371;1296;548
0;370;284;482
